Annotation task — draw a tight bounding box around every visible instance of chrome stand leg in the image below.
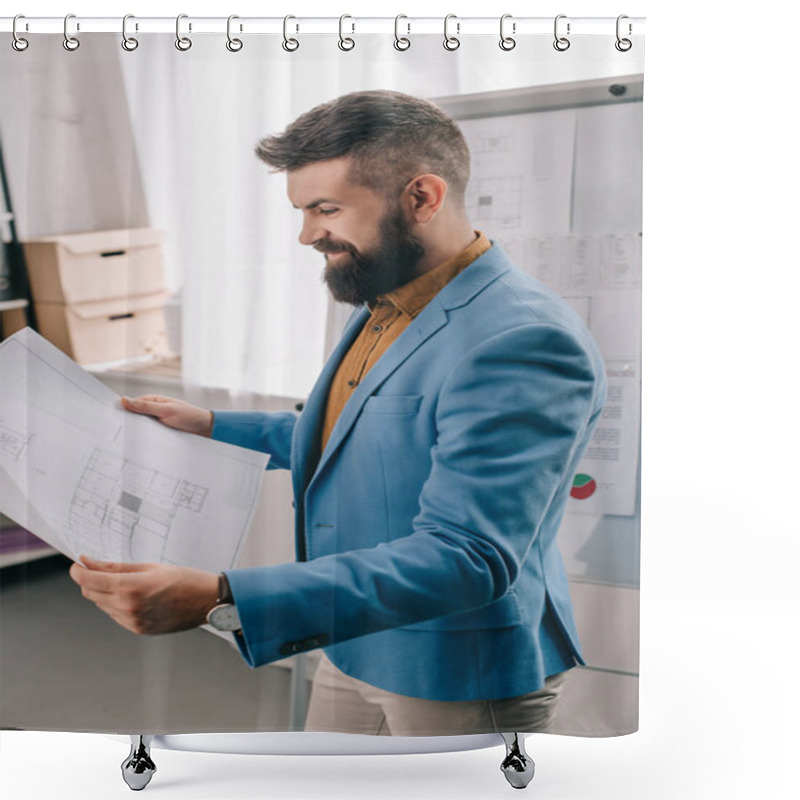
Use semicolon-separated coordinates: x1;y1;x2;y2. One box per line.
121;735;157;791
500;732;535;789
290;652;309;731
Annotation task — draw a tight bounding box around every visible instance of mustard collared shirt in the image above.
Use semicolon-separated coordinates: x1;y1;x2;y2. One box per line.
321;231;491;450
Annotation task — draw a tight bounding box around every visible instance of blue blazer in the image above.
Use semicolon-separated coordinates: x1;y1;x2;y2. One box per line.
213;244;606;702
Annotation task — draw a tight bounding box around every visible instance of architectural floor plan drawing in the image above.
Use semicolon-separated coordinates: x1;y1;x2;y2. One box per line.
466;175;525;230
0;328;269;571
70;448;210;563
1;422;32;464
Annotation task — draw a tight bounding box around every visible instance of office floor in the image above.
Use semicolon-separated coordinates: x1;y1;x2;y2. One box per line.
0;556;301;733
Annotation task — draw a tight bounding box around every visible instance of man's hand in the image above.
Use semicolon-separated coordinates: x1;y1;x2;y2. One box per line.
121;395;214;437
69;556;220;636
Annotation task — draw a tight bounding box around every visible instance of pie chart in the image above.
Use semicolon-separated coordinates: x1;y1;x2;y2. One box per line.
570;473;597;500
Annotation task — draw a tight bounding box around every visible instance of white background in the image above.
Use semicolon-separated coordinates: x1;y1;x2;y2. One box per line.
2;1;798;799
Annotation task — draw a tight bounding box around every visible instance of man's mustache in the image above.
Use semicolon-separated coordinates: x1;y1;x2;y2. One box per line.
313;239;355;255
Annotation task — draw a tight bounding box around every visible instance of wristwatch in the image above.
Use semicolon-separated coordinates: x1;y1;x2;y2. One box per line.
205;573;242;632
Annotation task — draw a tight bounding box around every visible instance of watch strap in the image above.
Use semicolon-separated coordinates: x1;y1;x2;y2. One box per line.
217;572;234;605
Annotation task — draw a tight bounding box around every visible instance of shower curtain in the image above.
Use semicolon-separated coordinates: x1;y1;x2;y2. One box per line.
0;16;644;749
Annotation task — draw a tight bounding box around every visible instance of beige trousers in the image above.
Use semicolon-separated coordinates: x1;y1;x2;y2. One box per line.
304;653;568;736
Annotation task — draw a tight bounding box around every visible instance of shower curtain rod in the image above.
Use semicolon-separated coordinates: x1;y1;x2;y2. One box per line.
0;15;645;37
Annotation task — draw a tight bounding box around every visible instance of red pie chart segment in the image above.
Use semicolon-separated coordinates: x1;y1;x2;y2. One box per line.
570;473;597;500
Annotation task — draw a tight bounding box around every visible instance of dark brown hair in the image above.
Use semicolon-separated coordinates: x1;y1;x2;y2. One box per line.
255;90;470;204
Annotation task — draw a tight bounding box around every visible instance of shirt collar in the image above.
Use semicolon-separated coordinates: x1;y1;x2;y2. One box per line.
378;231;491;319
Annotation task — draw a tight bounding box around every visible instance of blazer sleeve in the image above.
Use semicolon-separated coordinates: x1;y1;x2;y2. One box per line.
226;323;605;667
211;410;297;470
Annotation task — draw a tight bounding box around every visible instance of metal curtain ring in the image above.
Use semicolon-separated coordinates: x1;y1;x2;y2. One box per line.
282;15;299;51
175;14;192;51
226;15;243;51
443;14;460;51
63;13;80;51
338;15;355;51
122;14;139;51
499;13;516;51
394;14;410;51
12;14;29;51
615;14;632;51
553;14;570;51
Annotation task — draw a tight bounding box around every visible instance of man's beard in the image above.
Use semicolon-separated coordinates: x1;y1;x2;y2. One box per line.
317;208;426;306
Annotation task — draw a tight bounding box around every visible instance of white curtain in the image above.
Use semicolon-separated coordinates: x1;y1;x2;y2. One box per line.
119;33;635;399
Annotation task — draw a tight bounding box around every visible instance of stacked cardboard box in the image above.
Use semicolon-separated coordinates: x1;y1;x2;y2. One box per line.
22;228;170;364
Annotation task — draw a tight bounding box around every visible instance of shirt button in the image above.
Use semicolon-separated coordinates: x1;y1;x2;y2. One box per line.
372;324;383;333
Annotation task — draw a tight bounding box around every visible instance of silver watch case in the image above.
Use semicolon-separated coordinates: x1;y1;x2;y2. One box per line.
206;602;241;632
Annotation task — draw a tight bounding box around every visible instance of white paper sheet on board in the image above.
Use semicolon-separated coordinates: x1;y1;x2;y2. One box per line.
459;109;576;249
520;232;642;517
0;328;268;571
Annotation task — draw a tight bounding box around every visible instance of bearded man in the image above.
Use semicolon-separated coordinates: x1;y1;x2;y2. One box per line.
71;90;606;737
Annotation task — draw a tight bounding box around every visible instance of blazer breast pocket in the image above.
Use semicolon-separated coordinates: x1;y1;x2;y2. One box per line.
362;395;423;415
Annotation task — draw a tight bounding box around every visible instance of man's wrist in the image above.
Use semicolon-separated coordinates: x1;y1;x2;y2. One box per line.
206;572;242;632
217;572;233;605
204;410;215;438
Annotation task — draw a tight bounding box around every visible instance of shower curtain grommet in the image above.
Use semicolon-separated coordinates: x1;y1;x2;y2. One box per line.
443;14;461;51
282;15;300;52
121;14;139;52
338;15;355;51
499;14;517;51
63;14;80;51
394;15;411;51
226;15;243;52
12;14;29;51
615;15;633;51
175;14;192;51
553;14;571;51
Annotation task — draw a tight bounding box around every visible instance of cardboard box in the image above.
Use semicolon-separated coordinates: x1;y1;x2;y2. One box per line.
35;292;169;365
22;229;170;364
23;228;166;305
1;305;29;340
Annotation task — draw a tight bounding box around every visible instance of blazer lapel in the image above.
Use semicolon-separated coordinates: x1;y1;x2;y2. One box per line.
291;306;369;502
298;244;513;494
309;301;448;487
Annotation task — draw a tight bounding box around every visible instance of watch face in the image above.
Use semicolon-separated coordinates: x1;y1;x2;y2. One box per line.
207;603;241;631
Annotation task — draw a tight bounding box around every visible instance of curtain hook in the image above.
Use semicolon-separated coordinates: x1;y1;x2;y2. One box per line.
499;14;516;51
12;14;29;51
226;15;243;52
175;14;192;51
282;15;299;52
63;13;80;51
122;14;139;51
553;14;570;52
394;14;410;51
338;14;355;51
615;15;633;51
443;13;460;51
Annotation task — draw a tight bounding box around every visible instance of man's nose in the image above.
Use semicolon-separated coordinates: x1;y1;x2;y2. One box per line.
298;216;326;246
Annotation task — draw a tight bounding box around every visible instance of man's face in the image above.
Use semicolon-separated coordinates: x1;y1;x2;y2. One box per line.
287;158;425;305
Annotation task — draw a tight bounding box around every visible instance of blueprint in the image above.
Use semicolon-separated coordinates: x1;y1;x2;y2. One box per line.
0;328;269;571
459;108;575;241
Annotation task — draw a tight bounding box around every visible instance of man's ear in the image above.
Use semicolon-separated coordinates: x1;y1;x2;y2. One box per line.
401;174;448;223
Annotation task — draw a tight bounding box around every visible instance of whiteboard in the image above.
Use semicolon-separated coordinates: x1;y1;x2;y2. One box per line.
437;76;643;588
326;76;644;587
